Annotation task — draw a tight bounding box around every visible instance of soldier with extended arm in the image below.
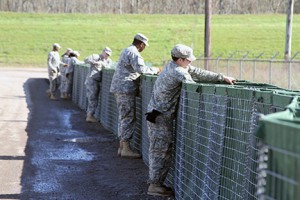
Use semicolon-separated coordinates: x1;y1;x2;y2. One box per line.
146;44;235;197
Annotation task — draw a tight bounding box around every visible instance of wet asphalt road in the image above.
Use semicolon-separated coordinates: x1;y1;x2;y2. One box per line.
0;68;167;200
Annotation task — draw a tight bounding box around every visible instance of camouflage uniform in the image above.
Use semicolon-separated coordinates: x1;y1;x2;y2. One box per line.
85;54;112;114
59;55;70;95
66;56;84;96
110;44;157;141
147;59;224;185
47;50;64;94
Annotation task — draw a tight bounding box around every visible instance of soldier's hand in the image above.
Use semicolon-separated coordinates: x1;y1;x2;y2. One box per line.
224;76;236;85
146;110;161;123
151;67;160;75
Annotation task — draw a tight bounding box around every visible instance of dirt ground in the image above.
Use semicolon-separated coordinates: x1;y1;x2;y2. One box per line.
0;67;172;200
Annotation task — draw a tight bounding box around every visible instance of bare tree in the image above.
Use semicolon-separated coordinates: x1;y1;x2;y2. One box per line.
0;0;298;14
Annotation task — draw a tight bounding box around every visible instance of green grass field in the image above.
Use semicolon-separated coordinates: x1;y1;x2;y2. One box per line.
0;12;300;67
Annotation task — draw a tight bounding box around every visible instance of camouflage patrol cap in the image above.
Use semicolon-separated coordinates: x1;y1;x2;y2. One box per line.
65;48;73;54
72;50;80;57
53;43;61;49
103;47;112;56
134;33;149;46
171;44;196;62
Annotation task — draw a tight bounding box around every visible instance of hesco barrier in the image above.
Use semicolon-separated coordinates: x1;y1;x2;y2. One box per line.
73;64;300;200
255;97;300;200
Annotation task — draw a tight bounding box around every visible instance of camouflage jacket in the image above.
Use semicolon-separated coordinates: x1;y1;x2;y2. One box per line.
47;51;63;72
85;54;112;82
147;60;224;116
110;45;157;94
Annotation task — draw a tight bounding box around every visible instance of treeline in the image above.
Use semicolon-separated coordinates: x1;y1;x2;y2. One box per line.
1;0;300;14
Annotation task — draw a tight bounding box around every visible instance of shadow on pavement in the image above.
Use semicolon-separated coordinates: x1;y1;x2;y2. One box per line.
20;78;168;200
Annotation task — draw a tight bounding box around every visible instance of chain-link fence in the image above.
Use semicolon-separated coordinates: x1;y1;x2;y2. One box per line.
194;54;300;91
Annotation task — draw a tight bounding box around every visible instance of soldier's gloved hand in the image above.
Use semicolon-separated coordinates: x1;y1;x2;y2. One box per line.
146;110;161;123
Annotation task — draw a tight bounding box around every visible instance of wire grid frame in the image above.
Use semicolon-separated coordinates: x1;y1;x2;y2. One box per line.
219;88;258;200
73;65;87;110
131;95;142;153
71;65;300;200
74;65;84;109
99;69;118;136
72;65;80;105
78;65;88;111
175;84;231;200
173;83;282;200
141;75;156;165
262;140;300;200
255;104;300;200
94;81;101;120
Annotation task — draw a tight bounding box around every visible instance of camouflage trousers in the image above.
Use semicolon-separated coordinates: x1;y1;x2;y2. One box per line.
85;77;100;114
147;114;174;185
66;72;73;95
59;73;68;94
48;68;60;93
115;93;136;141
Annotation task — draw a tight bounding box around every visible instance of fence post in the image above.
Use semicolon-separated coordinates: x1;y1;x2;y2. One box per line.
227;52;236;76
216;52;224;73
240;51;249;80
253;53;264;82
269;52;279;85
288;51;300;89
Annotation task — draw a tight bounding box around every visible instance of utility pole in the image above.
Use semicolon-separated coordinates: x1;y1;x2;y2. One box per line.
284;0;294;60
119;0;122;14
204;0;212;70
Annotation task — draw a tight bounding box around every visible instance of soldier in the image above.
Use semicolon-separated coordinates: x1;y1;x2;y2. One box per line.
85;47;113;122
60;48;72;99
65;50;84;99
110;33;159;158
47;43;67;100
146;44;236;197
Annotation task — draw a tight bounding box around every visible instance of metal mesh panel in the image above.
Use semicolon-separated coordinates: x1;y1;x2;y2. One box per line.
219;88;255;199
256;97;300;200
99;69;118;135
141;75;157;165
173;83;298;200
78;65;88;110
72;65;80;104
131;95;142;153
71;64;300;199
73;64;88;110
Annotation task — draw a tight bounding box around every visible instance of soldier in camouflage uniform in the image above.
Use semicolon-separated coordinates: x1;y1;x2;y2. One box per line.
146;44;236;197
59;48;72;99
110;33;159;158
65;50;84;99
47;43;67;100
85;47;113;122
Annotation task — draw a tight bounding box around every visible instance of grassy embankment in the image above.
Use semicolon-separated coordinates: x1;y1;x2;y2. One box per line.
0;12;299;67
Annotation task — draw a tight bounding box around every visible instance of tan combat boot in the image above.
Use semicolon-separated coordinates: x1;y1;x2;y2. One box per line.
46;90;51;97
147;184;174;197
86;112;98;123
60;92;68;99
50;93;58;100
117;141;123;157
120;141;141;159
